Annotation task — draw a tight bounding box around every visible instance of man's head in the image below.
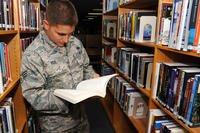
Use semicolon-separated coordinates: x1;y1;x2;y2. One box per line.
43;0;78;47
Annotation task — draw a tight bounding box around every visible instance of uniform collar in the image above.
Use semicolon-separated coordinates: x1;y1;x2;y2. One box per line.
40;31;73;55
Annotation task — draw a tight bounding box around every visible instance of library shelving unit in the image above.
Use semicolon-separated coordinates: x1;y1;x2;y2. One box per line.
101;0;200;133
0;0;46;132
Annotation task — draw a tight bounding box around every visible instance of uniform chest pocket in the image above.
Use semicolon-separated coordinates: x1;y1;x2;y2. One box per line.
45;60;70;78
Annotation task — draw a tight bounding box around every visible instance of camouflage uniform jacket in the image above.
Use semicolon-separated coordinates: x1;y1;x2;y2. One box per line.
20;31;96;132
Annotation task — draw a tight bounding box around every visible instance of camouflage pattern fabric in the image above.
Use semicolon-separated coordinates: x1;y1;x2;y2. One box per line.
20;31;96;132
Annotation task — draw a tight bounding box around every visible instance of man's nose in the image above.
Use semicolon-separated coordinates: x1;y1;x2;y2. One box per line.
62;35;70;43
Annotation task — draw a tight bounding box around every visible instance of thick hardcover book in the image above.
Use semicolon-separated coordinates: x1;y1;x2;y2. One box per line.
54;74;117;104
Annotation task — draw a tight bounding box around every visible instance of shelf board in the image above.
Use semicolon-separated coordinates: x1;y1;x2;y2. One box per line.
157;45;200;58
119;0;158;9
0;30;18;35
103;36;117;42
0;78;20;102
153;99;200;133
20;30;39;34
129;116;147;133
118;38;156;48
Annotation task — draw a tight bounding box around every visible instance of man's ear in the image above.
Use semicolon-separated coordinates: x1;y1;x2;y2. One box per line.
43;20;49;30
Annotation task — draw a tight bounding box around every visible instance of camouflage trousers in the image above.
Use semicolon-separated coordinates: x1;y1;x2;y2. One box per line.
37;114;90;133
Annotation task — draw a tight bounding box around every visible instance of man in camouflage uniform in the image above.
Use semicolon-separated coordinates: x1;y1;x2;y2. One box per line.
20;0;98;132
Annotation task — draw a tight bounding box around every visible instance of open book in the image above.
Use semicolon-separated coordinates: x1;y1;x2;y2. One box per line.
54;74;117;104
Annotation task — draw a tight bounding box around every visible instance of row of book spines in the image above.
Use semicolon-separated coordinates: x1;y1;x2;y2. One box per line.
118;10;157;43
0;42;12;95
103;46;154;89
0;0;14;30
157;0;200;53
20;37;34;53
119;0;132;6
103;19;117;38
147;109;187;133
154;62;200;127
101;63;115;76
0;97;15;133
18;0;40;31
110;76;148;119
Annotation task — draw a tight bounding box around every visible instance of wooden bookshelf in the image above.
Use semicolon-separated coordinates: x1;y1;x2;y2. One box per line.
101;0;200;133
0;0;47;132
0;30;18;35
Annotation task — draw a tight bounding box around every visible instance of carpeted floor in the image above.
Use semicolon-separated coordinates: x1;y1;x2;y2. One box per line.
84;98;114;133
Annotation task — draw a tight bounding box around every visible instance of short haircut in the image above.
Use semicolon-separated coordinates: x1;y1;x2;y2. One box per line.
46;0;78;26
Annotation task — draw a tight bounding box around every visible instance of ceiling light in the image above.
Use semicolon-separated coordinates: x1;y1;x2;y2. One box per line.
88;13;102;15
87;18;94;20
92;9;102;11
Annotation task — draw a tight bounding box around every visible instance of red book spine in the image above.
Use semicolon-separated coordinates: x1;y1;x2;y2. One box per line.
193;1;200;52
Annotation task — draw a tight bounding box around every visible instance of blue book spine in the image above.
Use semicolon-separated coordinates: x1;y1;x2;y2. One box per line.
186;75;200;126
167;69;176;110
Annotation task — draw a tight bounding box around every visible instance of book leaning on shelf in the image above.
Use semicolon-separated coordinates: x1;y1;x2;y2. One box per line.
54;74;117;104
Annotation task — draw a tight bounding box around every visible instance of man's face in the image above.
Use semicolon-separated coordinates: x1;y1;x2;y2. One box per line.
43;20;75;47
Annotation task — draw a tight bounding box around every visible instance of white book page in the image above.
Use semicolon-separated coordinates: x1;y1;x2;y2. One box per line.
54;74;117;104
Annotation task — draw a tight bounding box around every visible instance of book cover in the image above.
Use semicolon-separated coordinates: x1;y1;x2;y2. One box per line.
106;22;117;38
138;16;156;42
158;2;173;45
54;74;117;104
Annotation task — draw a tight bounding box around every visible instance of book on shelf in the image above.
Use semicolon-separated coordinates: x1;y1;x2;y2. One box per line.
176;0;190;51
106;22;117;38
157;2;173;45
187;0;199;51
151;116;173;133
155;62;197;106
173;68;200;117
145;62;153;90
186;74;200;127
147;109;166;133
0;97;16;133
138;16;157;42
54;74;117;104
168;0;183;50
193;0;200;53
134;10;157;42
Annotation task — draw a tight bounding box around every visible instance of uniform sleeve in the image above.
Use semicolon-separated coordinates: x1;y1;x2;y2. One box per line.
20;52;69;114
80;42;96;80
